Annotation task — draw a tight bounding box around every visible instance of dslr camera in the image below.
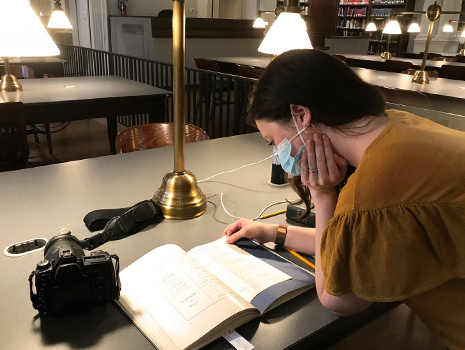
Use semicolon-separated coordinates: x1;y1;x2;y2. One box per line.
29;233;121;317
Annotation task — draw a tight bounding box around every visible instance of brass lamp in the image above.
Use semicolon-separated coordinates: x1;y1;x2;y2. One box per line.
153;0;206;219
47;0;73;29
258;0;312;56
0;1;59;92
381;16;401;60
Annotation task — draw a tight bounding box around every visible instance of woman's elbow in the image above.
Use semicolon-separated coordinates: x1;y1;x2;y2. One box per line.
319;291;372;316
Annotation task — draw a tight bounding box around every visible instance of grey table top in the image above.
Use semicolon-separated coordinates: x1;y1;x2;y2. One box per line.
0;76;170;104
344;54;465;69
352;67;465;101
0;133;395;349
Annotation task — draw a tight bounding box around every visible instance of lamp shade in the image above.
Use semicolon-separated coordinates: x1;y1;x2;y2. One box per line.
383;20;402;34
0;1;59;57
48;9;73;29
365;21;377;32
258;12;312;55
407;22;420;33
462;30;465;38
253;17;268;29
442;23;454;33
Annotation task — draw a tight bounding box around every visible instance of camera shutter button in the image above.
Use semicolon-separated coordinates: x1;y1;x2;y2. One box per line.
36;260;51;271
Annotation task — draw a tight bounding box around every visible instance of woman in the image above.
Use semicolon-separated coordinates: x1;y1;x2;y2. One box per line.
222;50;465;349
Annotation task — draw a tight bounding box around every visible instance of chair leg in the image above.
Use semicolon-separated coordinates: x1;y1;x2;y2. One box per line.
44;123;53;155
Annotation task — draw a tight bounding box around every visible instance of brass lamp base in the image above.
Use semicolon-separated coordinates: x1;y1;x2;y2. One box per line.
380;51;392;60
460;48;465;56
153;171;207;220
412;70;429;84
1;74;22;92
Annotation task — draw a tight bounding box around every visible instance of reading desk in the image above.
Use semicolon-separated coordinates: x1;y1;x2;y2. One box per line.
0;76;171;154
0;133;395;349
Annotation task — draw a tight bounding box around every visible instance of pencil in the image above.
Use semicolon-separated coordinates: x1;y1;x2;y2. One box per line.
284;247;316;269
260;209;287;219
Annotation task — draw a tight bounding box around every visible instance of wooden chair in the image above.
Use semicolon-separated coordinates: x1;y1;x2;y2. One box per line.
378;86;431;109
332;54;348;64
454;55;465;63
235;64;264;79
194;58;234;118
384;59;414;73
0;65;53;154
0;102;29;171
401;69;438;79
439;65;465;80
115;122;209;154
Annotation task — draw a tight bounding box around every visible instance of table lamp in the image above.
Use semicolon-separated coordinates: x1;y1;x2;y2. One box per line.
365;20;377;32
381;17;401;60
407;19;421;33
153;0;206;219
258;0;312;56
47;0;73;29
0;0;59;92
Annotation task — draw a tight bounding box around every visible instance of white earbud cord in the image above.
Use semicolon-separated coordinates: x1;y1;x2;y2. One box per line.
199;155;295;221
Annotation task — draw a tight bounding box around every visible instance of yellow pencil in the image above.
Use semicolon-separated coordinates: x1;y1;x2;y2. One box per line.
260;209;287;219
284;247;316;269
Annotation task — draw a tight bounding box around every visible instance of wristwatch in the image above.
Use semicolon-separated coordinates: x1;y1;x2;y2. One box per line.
275;224;288;246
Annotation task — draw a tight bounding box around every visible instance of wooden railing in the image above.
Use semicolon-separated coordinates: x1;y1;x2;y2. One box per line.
56;43;256;139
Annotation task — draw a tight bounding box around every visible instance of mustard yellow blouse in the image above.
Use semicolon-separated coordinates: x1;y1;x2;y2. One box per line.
321;110;465;349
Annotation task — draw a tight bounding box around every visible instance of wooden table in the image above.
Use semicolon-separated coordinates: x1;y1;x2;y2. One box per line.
206;57;465;116
0;132;396;350
352;68;465;115
0;76;171;153
344;54;465;71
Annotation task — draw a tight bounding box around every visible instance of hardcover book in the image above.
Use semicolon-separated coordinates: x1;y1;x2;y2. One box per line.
117;237;315;350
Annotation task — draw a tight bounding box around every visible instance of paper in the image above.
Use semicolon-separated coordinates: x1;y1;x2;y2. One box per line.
223;330;254;350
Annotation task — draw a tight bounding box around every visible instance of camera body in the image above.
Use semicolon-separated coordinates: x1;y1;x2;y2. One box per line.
29;233;120;317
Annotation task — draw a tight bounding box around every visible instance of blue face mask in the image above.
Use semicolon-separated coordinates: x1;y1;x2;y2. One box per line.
276;117;306;176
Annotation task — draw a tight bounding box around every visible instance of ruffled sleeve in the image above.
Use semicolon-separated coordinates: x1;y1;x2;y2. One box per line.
321;203;465;302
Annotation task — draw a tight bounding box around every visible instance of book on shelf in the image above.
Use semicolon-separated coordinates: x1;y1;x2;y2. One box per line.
117;237;315;350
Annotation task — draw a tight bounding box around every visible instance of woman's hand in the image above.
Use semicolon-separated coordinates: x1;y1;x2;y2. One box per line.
301;133;347;197
222;219;276;244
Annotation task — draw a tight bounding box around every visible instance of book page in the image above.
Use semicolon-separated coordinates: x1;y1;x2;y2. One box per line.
118;244;258;350
188;237;291;302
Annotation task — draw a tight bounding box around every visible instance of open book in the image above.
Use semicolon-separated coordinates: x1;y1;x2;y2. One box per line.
117;237;315;350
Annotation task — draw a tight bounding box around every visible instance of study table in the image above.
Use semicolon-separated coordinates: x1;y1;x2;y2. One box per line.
0;133;396;350
205;56;465;116
0;76;171;154
343;54;465;71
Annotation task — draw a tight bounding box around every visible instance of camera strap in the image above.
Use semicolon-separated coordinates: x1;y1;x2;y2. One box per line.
80;199;163;250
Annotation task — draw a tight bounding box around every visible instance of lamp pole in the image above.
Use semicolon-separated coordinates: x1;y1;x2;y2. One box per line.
412;3;441;84
153;0;207;220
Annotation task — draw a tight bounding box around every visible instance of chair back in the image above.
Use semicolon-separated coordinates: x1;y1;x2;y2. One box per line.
115;122;209;154
439;65;465;80
384;59;414;73
454;55;465;63
235;64;264;79
332;55;348;64
378;86;431;109
194;58;222;72
0;102;29;171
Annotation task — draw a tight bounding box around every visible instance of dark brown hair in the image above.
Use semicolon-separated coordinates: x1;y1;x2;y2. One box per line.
248;49;385;216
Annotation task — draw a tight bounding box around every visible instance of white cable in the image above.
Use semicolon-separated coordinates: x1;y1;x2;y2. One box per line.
219;192;290;221
198;154;273;183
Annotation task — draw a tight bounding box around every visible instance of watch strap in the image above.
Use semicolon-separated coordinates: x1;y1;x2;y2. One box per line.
275;224;288;246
